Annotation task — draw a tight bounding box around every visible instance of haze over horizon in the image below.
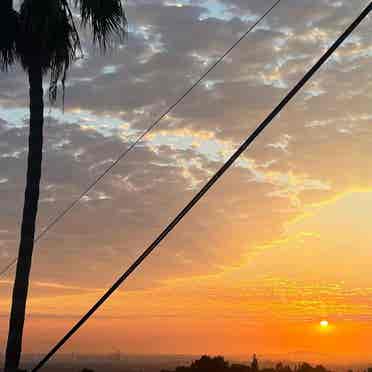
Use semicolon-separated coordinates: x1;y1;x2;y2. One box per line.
1;0;372;365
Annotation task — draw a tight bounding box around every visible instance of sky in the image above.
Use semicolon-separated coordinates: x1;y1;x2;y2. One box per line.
0;0;372;365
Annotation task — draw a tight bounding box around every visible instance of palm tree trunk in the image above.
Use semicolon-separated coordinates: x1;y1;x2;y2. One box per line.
4;62;44;372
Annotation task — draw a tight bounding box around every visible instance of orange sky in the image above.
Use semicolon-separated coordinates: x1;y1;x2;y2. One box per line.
2;190;372;363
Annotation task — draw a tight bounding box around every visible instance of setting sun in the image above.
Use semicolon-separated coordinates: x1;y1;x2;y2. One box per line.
320;320;329;328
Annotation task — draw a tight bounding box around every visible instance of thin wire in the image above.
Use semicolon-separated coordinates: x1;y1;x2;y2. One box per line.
31;3;372;371
0;0;283;279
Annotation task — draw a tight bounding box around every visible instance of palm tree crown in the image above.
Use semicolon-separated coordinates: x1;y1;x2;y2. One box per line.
1;0;127;100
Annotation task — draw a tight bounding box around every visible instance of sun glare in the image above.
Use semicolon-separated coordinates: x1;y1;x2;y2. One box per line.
320;320;329;328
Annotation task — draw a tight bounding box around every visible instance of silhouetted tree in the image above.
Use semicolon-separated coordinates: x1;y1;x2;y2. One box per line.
297;362;329;372
190;356;229;372
1;1;126;371
275;363;291;372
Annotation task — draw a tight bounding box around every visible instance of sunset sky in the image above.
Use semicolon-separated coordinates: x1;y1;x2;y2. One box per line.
1;0;372;365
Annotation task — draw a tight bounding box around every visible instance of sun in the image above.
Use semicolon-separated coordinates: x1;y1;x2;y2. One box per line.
320;320;329;328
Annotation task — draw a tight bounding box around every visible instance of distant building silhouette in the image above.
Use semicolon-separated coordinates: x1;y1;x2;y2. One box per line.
251;354;259;372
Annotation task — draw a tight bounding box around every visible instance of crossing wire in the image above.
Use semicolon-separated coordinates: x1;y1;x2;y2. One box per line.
31;3;372;371
0;0;284;279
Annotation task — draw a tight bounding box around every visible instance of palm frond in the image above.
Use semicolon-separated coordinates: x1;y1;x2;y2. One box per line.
0;8;19;71
17;0;81;102
74;0;127;50
5;0;126;102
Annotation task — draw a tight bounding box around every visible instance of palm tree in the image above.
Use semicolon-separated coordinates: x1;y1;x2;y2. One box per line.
0;1;126;371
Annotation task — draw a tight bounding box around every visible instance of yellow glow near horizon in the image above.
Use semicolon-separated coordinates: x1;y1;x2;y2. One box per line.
320;320;329;328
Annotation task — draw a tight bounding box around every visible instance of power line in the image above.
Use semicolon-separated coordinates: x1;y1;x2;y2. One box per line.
0;0;283;279
31;3;372;371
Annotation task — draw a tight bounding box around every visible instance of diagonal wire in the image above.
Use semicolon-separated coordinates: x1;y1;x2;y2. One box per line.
31;3;372;371
0;0;283;279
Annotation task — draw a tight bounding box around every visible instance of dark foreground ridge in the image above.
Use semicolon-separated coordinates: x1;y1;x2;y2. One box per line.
66;355;333;372
17;354;372;372
161;356;332;372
